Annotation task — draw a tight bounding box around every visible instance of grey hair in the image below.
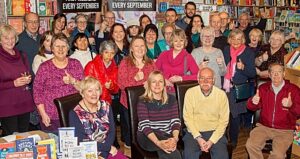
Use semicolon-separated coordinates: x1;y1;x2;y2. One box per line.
200;26;215;42
75;14;88;23
99;40;118;54
197;67;216;81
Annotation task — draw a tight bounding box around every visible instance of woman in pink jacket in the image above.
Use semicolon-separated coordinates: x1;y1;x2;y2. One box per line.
156;29;199;93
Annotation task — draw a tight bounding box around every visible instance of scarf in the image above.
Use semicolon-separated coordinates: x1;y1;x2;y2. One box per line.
223;44;246;92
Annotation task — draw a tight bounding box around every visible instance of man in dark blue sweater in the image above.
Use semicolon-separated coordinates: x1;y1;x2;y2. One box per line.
16;12;41;74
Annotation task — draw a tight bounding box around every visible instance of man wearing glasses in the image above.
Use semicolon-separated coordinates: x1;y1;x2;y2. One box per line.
16;12;41;74
95;11;115;53
183;68;229;159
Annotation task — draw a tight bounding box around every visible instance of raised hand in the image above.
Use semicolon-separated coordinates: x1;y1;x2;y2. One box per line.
105;80;112;89
252;89;260;105
282;92;293;108
63;71;76;85
216;56;224;65
236;59;245;70
262;51;269;62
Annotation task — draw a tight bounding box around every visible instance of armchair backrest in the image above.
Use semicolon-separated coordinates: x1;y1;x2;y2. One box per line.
54;93;82;127
174;81;199;129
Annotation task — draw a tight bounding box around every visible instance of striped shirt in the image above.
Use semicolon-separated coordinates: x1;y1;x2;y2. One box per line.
137;95;181;137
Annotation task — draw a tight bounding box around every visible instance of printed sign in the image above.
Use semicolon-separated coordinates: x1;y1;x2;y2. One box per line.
60;0;102;13
108;0;156;11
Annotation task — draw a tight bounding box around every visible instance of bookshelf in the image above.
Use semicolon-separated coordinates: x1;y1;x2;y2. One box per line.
6;0;58;34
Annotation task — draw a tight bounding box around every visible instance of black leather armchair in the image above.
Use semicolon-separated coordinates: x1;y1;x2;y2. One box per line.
174;81;233;159
126;85;158;159
54;93;82;127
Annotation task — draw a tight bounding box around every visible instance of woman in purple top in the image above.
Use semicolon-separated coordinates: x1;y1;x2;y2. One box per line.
0;25;34;135
156;29;199;93
33;33;83;131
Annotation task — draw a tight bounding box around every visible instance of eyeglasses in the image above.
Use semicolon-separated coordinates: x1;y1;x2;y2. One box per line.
105;17;115;20
199;77;214;82
202;35;214;39
77;21;87;24
26;20;39;24
53;45;68;50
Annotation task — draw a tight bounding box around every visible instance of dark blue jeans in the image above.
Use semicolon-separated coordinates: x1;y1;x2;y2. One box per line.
183;130;228;159
120;105;131;146
229;113;241;148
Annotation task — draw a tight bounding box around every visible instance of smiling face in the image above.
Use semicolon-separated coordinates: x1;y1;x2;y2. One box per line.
25;13;39;35
229;33;244;49
55;17;66;32
201;30;214;47
198;68;214;94
173;36;185;52
75;37;88;51
112;25;125;43
150;74;165;96
269;34;284;50
210;15;222;32
249;32;261;46
129;26;139;37
239;14;249;30
52;39;69;60
141;17;151;30
131;38;146;59
43;35;52;52
185;4;196;18
219;12;230;28
192;16;202;28
165;10;177;24
82;84;101;105
76;16;87;32
269;64;285;87
145;29;157;45
0;31;16;52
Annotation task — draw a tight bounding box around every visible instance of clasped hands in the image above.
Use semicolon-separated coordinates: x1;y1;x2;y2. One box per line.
156;137;178;154
197;137;213;152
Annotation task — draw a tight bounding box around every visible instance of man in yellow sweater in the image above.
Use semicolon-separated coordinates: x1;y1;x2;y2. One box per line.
183;67;230;159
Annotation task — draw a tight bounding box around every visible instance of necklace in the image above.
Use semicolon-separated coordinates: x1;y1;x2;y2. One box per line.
83;100;95;113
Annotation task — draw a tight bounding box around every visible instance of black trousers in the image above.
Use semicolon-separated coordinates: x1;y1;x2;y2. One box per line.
0;112;30;136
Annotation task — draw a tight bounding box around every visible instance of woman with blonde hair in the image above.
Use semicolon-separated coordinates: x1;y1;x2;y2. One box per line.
137;70;181;159
156;29;198;93
223;29;256;148
248;28;263;56
255;30;287;78
0;24;34;135
118;36;156;148
69;76;127;159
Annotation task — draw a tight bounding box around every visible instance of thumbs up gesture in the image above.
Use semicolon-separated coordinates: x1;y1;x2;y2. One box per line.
252;89;260;105
63;71;76;85
282;92;293;108
105;80;112;89
216;56;224;65
237;59;244;70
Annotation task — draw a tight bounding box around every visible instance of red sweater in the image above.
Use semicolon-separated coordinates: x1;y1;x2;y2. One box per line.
84;55;119;104
247;80;300;130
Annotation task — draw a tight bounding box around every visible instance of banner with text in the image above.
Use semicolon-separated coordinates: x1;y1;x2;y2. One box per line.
61;0;102;13
108;0;156;11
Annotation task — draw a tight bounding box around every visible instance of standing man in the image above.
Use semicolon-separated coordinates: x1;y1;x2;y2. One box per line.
238;12;266;44
95;11;115;52
158;8;178;40
183;68;230;159
210;14;229;51
219;12;233;37
16;12;41;74
175;1;196;30
246;63;300;159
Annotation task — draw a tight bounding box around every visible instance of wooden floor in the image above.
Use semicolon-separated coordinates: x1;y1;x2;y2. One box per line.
117;127;300;159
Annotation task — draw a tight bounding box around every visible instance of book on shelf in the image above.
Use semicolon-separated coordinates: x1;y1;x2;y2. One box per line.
7;18;23;34
12;0;25;16
266;19;274;30
38;139;56;159
33;144;51;159
278;10;288;22
5;151;33;159
39;17;52;35
286;50;300;67
15;138;34;152
79;141;98;159
0;142;15;159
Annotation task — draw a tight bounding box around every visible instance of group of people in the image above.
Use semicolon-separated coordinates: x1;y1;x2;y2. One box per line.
0;1;300;159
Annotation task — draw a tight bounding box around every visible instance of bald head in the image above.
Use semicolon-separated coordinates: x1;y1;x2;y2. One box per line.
198;67;215;94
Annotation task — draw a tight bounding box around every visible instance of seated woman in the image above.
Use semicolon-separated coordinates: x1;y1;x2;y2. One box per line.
69;77;127;159
137;70;182;159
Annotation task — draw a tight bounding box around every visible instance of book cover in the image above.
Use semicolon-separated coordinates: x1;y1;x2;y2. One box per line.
38;2;46;16
38;139;56;159
80;141;98;159
58;127;75;153
5;151;33;159
12;0;25;16
15;138;34;152
8;18;24;34
33;144;51;159
6;0;13;15
287;51;300;67
25;0;31;13
67;146;85;159
265;19;274;30
61;137;78;158
0;142;15;159
45;0;53;16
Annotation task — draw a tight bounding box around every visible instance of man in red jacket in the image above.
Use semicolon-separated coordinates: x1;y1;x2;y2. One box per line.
246;63;300;159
